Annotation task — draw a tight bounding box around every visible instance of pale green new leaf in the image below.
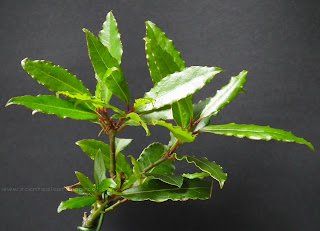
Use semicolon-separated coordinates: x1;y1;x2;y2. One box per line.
199;70;248;118
6;95;98;120
115;138;133;154
95;74;112;104
126;112;150;136
182;172;210;180
138;143;174;174
75;172;96;194
97;178;117;193
57;196;97;213
94;150;106;188
172;95;193;128
118;179;213;202
201;123;314;151
99;11;123;64
154;121;195;143
175;154;227;188
21;59;91;95
146;173;183;188
136;66;223;112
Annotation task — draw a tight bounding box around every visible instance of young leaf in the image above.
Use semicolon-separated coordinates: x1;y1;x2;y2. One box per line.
76;139;133;178
75;172;96;194
118;179;213;202
21;59;91;95
6;95;98;120
153;121;195;143
172;95;193;128
94;150;106;188
146;173;183;188
199;70;248;119
102;67;130;104
57;196;97;213
138;143;174;174
135;66;223;112
175;154;227;188
137;107;173;124
99;11;123;64
182;172;210;180
145;21;185;83
97;178;117;193
200;123;314;151
57;91;124;115
115;138;133;154
126;112;150;136
95;74;112;104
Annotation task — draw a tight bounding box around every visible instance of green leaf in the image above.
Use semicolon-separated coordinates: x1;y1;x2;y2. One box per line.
175;154;227;188
138;107;173;124
102;67;130;104
57;91;124;115
95;74;112;104
76;139;133;178
172;95;193;128
99;11;123;64
136;66;223;112
153;120;195;143
21;58;91;95
6;95;98;120
138;143;174;174
201;123;315;151
94;150;106;188
75;172;96;194
118;179;213;202
199;70;248;118
116;152;133;178
57;196;97;213
97;178;117;193
145;21;185;83
115;138;133;154
146;173;183;188
126;112;150;136
182;172;210;180
84;29;130;103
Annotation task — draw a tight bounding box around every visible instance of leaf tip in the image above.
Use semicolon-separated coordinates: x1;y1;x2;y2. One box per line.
5;98;14;107
21;58;28;68
57;202;64;213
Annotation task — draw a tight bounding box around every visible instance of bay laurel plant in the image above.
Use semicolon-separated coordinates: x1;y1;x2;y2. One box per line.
6;12;314;231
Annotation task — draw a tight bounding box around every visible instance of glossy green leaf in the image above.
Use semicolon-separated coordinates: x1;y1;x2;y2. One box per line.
139;107;173;124
95;74;112;104
57;91;124;115
138;143;174;174
21;58;91;95
57;196;97;213
83;29;119;79
201;123;314;151
75;172;96;194
97;178;117;193
136;66;223;112
199;70;248;118
94;150;106;188
126;112;150;136
76;139;133;178
6;95;98;120
102;67;130;104
118;179;213;202
182;172;210;180
145;21;185;83
115;138;133;154
146;173;183;188
99;11;123;64
153;121;195;143
175;154;227;188
172;95;193;128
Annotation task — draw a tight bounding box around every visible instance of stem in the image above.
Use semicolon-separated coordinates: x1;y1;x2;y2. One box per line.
104;199;128;213
95;213;105;231
109;130;116;178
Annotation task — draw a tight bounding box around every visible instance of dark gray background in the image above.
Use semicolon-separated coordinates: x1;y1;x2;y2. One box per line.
1;0;319;230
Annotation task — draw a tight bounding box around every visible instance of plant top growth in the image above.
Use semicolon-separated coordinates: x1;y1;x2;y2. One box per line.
6;11;314;231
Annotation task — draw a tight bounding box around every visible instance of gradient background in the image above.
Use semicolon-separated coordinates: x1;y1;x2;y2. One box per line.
1;0;319;230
